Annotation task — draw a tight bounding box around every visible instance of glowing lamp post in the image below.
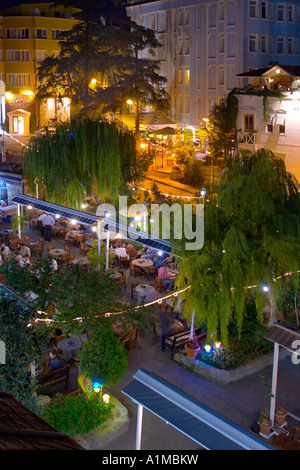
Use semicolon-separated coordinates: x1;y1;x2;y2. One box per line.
93;381;103;397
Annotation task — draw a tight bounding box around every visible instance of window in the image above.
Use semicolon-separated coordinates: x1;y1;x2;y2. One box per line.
219;3;224;20
266;122;273;133
249;34;257;52
276;37;285;54
261;1;268;19
249;0;258;18
178;10;183;26
36;28;47;39
219;35;224;53
178;40;183;55
185;69;190;85
219;68;224;85
261;35;268;53
277;4;285;22
179;97;183;113
185;98;189;114
184;38;189;55
51;29;64;40
35;50;47;62
288;5;295;22
7;28;29;39
244;114;254;131
8;73;31;86
279;122;285;134
0;50;3;61
7;50;30;61
178;69;183;85
288;38;295;55
185;9;189;25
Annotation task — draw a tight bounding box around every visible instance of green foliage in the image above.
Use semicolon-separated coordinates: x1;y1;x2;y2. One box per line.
183;159;205;187
41;393;114;436
175;149;300;346
0;291;49;412
24;118;145;206
78;322;127;388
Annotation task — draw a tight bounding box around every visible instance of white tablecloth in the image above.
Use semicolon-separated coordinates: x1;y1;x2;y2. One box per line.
135;284;156;304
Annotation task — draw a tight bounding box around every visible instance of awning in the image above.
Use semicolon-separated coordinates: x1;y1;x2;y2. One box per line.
265;320;300;354
11;194;174;255
275;113;286;125
152;126;176;136
0;173;23;186
122;369;277;450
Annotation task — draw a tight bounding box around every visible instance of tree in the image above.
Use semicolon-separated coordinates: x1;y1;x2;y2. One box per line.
24;118;153;206
36;0;169;125
175;149;300;346
0;291;49;412
203;91;239;167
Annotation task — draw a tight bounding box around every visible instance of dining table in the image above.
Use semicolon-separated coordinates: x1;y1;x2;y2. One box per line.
49;248;67;259
70;257;91;267
132;258;154;269
134;283;157;304
57;337;83;362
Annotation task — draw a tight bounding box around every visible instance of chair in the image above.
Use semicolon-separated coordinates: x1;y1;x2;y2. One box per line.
118;268;124;276
80;242;87;255
67;255;75;267
64;246;71;257
10;240;19;250
145;265;156;280
122;327;138;351
54;334;64;346
118;256;128;269
76;234;84;246
131;281;138;299
118;276;127;291
154;277;168;292
33;243;43;257
20;235;29;243
58;253;68;265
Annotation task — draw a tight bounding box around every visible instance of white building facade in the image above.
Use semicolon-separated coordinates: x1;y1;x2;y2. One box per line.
126;0;300;128
235;65;300;185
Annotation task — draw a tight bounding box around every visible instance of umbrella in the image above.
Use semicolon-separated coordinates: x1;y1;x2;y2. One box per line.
152;126;176;136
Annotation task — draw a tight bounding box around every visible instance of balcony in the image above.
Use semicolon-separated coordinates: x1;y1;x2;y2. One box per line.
237;131;256;145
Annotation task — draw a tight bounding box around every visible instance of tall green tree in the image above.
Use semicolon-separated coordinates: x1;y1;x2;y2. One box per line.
175;149;300;346
36;0;169;123
25;118;152;206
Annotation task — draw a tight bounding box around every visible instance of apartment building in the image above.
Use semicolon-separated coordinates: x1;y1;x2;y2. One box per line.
126;0;300;128
0;2;80;135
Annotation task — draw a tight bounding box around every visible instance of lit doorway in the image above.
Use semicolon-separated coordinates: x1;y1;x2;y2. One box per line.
13;116;25;134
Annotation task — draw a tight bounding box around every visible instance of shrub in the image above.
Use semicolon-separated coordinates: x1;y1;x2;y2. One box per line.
42;393;114;435
183;159;204;186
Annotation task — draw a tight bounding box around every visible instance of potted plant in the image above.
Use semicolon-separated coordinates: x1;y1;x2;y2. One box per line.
275;406;287;425
258;417;272;436
185;338;200;359
11;214;26;239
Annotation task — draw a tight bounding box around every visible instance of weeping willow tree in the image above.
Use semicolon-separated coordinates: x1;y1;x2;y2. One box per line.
175;149;300;347
24;118;151;207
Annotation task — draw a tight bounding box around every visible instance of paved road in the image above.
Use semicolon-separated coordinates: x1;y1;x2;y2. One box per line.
104;329;300;451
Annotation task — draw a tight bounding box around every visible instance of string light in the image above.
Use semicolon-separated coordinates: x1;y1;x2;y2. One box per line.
0;130;30;150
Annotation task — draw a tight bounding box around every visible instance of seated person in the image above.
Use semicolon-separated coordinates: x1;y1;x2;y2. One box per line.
19;242;31;258
14;249;22;262
141;247;157;260
1;243;10;256
48;347;65;372
123;242;137;259
153;252;170;270
157;265;174;292
115;243;129;259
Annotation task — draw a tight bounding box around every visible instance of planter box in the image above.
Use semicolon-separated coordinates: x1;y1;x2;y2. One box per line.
73;395;129;450
174;349;290;384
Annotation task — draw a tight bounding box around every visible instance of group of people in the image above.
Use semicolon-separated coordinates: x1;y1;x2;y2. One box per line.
114;242;178;292
0;241;32;268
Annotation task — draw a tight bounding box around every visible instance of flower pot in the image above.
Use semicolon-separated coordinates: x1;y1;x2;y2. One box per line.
275;410;287;425
185;345;200;359
259;419;272;436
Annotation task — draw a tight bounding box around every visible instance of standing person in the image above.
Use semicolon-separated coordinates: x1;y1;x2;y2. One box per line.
38;212;47;236
42;213;55;241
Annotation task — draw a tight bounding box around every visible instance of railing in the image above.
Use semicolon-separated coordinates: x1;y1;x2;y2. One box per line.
237;131;256;145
